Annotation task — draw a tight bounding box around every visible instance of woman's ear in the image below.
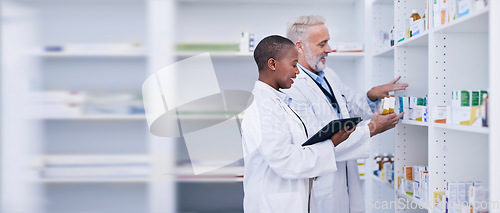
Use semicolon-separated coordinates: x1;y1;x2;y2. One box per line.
267;58;276;71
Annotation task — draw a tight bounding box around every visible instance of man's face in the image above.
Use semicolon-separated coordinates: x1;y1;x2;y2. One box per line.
304;24;332;72
274;47;300;89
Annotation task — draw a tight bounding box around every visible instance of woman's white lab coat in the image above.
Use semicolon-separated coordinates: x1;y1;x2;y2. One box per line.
282;66;375;213
242;81;340;213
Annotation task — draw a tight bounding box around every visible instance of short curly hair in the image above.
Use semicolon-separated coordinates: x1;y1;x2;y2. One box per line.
253;35;295;71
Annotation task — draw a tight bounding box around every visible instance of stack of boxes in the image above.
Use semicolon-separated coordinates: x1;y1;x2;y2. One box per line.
399;96;428;122
445;181;488;213
397;166;429;204
451;90;487;126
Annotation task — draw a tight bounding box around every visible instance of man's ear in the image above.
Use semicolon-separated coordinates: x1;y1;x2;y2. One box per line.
295;40;305;54
267;58;276;71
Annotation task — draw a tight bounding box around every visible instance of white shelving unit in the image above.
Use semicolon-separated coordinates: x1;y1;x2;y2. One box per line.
33;51;147;58
2;0;174;212
367;1;498;213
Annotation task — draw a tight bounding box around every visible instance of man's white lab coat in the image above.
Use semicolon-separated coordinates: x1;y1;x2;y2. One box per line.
282;66;375;213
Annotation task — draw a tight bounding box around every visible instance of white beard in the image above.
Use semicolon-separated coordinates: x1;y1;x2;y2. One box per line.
304;45;327;72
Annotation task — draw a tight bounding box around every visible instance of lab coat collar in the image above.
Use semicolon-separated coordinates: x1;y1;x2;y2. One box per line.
297;63;325;82
254;80;292;105
296;65;331;104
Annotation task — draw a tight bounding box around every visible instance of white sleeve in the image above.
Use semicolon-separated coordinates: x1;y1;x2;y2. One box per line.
256;98;338;179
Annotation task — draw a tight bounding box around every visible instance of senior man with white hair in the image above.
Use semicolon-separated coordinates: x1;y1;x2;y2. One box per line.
282;15;408;213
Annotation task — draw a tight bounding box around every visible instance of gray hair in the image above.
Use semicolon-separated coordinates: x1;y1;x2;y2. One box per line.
286;15;326;43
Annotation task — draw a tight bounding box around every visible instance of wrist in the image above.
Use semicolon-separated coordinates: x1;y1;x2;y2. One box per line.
368;121;377;137
367;89;378;102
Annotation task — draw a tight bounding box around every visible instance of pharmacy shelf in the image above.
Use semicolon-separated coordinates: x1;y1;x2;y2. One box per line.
176;176;243;183
432;7;490;34
373;0;393;4
396;190;430;210
432;123;489;134
35;51;146;58
175;51;252;58
396;31;429;47
35;155;152;183
175;166;244;175
39;178;150;183
37;154;151;163
327;52;365;60
31;115;146;120
175;166;244;183
371;174;394;189
373;47;394;57
177;111;243;120
400;120;429;127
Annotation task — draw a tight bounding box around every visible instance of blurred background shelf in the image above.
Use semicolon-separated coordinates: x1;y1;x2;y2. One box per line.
34;52;147;58
30;115;147;120
39;178;151;183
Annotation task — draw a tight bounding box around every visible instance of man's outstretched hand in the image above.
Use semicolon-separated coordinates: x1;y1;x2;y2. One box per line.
367;76;409;101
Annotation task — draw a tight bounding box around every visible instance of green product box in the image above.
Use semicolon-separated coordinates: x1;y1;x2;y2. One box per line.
471;91;480;106
460;91;470;107
480;91;488;105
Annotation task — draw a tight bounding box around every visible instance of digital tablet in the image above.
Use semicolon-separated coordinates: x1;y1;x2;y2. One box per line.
301;117;362;146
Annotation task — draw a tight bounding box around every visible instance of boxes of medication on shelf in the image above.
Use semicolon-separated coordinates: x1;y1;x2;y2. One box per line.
451;90;487;126
445;181;486;213
332;42;364;52
433;106;450;124
398;96;428;121
373;154;394;183
38;155;151;179
434;191;446;211
409;9;425;37
27;91;145;117
458;0;487;18
44;43;144;53
399;166;429;200
240;32;263;53
27;91;86;117
84;92;145;115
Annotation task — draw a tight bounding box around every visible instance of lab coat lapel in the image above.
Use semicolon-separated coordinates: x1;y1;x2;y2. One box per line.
324;70;350;118
276;97;308;138
297;67;331;104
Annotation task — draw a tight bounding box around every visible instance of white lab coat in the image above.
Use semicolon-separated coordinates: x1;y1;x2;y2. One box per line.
282;66;375;213
242;81;338;213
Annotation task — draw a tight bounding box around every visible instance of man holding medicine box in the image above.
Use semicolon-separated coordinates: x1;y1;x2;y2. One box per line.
283;15;407;213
